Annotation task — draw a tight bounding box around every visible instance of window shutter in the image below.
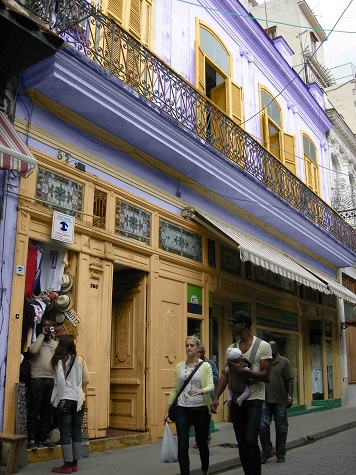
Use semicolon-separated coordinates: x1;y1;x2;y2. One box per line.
129;0;142;38
107;0;124;24
261;110;268;148
283;133;296;175
210;82;227;112
229;80;243;124
269;131;281;161
195;43;206;93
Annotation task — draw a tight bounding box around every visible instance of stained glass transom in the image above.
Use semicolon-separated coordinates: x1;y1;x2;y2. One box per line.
115;200;151;244
36;167;83;218
159;219;202;262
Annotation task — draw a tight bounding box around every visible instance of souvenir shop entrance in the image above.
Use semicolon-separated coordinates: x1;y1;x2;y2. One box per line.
109;269;147;431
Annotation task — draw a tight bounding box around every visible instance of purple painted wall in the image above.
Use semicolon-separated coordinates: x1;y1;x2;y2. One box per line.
0;174;19;430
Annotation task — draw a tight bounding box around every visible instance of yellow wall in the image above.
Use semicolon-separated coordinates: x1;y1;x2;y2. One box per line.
4;150;341;442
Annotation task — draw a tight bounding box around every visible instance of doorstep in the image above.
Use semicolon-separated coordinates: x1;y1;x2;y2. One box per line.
27;431;150;463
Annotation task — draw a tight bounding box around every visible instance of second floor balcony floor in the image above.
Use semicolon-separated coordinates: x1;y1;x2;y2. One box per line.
4;0;356;265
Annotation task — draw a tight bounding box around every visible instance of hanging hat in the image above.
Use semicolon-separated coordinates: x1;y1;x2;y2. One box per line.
54;312;65;324
60;274;74;292
44;291;58;312
55;293;73;312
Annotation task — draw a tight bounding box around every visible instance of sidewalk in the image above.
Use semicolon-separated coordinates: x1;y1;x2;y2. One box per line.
19;405;356;475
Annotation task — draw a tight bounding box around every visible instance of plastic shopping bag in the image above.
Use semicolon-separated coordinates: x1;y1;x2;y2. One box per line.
160;422;178;463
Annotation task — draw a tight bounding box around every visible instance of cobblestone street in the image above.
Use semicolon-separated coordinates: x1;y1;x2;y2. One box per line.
221;427;356;475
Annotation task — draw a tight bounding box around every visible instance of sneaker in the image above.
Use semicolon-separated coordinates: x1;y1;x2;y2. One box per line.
71;466;78;473
39;439;57;448
276;457;285;463
27;440;37;450
52;467;72;474
261;452;273;464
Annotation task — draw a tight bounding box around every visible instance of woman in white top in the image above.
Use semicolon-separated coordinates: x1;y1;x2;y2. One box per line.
164;335;214;475
51;335;89;474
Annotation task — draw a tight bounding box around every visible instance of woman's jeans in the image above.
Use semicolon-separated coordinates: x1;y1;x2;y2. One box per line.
231;399;263;475
175;405;211;475
57;400;84;462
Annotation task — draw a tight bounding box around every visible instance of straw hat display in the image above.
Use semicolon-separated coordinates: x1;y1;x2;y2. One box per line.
54;293;74;312
60;274;74;292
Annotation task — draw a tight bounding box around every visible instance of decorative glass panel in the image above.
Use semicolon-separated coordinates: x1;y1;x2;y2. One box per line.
220;244;241;275
36;167;83;218
115;200;151;244
200;27;229;74
261;90;281;127
159;219;202;261
93;189;107;229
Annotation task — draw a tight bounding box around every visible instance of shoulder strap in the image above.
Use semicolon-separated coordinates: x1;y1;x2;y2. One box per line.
176;360;204;399
65;355;76;379
248;337;262;366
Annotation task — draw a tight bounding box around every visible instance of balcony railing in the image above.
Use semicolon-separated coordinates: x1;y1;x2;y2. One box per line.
21;0;356;253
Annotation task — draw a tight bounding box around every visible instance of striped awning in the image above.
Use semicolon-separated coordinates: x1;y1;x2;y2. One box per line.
183;208;356;303
0;111;36;178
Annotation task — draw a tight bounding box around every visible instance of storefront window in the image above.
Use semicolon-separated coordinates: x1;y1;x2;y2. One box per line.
188;318;201;340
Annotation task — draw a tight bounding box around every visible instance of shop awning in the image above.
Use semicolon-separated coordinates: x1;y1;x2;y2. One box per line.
292;261;356;304
0;111;36;178
182;208;356;302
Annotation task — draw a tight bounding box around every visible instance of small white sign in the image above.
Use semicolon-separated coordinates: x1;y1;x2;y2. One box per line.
16;265;25;275
51;211;75;244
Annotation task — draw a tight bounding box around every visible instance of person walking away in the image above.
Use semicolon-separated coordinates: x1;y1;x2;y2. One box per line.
193;344;219;447
164;335;214;475
211;311;272;475
260;341;294;464
51;335;89;473
27;319;58;449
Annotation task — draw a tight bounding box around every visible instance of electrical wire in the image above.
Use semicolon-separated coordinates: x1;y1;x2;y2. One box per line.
240;0;355;125
19;88;352;180
176;0;356;33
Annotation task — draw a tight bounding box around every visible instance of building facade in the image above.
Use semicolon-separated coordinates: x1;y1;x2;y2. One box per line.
1;0;356;444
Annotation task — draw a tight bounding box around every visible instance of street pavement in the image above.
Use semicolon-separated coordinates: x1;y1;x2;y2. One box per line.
19;405;356;475
222;426;356;474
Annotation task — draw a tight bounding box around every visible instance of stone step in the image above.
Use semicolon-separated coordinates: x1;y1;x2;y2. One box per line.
27;431;150;463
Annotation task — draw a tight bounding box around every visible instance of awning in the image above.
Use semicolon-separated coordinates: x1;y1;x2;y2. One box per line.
182;208;356;303
293;261;356;304
0;111;36;178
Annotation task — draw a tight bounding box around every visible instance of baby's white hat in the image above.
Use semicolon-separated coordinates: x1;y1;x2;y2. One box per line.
226;347;242;361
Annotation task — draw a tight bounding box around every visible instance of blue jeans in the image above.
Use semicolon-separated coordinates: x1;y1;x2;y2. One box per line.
231;399;263;475
175;405;211;475
56;400;84;462
260;402;288;459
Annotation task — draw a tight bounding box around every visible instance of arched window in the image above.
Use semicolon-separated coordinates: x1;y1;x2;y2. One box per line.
195;22;243;125
303;134;319;194
260;88;296;174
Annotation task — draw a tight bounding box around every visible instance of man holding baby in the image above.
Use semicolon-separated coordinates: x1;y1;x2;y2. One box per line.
211;311;272;475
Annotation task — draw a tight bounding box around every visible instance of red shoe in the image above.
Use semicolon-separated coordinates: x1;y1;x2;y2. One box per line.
52;467;72;474
71;467;78;473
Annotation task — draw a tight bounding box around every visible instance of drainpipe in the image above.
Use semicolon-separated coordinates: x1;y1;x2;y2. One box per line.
337;268;349;406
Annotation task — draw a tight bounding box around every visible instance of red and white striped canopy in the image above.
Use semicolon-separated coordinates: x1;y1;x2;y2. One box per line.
0;111;36;178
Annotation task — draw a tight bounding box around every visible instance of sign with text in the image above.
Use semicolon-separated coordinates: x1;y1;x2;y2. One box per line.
52;211;75;244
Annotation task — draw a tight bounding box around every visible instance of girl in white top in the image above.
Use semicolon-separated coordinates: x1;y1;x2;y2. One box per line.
51;335;89;474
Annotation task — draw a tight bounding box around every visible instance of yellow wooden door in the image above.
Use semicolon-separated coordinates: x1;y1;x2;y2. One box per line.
110;272;147;430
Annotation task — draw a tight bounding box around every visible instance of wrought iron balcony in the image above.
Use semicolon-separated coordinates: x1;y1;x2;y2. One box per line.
20;0;356;253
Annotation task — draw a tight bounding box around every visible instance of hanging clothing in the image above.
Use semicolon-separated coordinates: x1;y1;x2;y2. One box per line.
40;244;66;292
